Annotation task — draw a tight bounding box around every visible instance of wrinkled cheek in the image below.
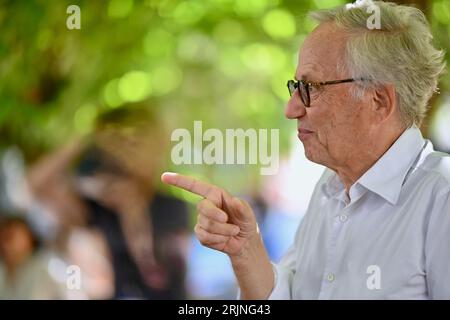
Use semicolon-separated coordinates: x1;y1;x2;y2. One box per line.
316;127;343;161
315;129;328;150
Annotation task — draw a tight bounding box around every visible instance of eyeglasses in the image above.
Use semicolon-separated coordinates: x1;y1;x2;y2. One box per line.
287;78;364;108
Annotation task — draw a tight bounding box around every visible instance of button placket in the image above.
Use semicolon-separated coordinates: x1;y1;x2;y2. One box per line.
318;206;349;299
326;273;335;282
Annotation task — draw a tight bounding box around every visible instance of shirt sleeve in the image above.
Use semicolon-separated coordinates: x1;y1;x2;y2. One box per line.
267;247;296;299
425;186;450;299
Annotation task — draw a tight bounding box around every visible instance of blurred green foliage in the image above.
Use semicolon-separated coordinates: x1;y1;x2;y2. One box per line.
0;0;449;191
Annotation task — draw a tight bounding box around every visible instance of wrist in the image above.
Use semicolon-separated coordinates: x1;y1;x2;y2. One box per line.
230;231;266;270
230;233;274;300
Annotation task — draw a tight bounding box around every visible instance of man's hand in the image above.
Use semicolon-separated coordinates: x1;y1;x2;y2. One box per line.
160;172;258;257
161;172;275;299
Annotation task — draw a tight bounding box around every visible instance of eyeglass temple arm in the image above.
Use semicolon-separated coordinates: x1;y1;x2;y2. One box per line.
310;78;368;86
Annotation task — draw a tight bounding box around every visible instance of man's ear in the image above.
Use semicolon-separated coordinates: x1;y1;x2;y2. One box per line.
371;84;397;123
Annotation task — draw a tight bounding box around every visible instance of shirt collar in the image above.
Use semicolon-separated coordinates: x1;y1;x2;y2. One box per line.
356;126;426;205
321;127;426;205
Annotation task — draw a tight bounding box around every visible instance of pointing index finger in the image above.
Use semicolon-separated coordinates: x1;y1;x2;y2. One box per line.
161;172;222;205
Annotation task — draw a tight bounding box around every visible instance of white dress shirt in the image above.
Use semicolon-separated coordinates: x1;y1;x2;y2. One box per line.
268;126;450;299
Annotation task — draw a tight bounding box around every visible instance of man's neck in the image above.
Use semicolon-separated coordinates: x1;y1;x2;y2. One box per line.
335;127;406;195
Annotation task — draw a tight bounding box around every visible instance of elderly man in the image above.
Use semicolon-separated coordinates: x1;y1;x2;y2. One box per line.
162;1;449;299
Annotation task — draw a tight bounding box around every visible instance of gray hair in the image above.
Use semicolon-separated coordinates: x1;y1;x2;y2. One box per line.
309;1;446;127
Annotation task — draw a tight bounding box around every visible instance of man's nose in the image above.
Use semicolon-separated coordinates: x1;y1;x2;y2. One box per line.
284;92;306;119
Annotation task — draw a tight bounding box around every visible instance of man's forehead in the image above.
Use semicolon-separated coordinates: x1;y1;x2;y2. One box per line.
296;22;347;79
294;64;321;81
302;23;347;56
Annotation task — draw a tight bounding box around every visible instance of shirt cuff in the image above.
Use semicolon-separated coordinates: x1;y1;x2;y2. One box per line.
267;262;293;300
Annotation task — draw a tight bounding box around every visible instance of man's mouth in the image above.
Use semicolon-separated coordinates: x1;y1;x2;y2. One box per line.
297;128;314;140
298;128;314;134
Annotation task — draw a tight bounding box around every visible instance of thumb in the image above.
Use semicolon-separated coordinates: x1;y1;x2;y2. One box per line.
229;197;259;237
230;197;255;222
232;197;245;213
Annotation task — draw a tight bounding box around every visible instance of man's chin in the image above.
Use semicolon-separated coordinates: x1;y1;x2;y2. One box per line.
303;147;324;166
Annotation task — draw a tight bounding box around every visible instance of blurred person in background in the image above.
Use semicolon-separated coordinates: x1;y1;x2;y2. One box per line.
26;139;89;242
75;103;190;299
63;227;115;299
25;138;115;300
22;101;190;299
0;215;66;299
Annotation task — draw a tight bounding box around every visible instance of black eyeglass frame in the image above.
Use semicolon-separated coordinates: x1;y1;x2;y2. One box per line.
287;78;366;108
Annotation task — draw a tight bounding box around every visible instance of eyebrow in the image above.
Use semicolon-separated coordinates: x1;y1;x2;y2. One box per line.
294;73;313;81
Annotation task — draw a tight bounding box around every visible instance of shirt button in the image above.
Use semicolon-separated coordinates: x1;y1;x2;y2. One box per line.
326;273;335;282
339;214;348;222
